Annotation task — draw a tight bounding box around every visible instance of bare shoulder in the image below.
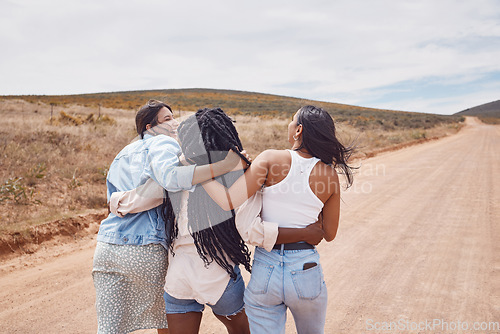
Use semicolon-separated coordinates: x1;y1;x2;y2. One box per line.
314;161;338;176
255;149;290;164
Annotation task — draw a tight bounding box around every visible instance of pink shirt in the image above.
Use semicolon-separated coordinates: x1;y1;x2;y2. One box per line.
109;179;278;305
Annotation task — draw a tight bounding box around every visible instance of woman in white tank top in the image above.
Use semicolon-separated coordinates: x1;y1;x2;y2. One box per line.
203;105;354;334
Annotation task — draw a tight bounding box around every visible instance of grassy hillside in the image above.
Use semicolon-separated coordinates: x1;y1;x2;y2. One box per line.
0;90;465;233
1;88;462;130
455;100;500;124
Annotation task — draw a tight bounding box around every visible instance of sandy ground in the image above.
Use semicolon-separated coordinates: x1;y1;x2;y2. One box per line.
0;117;498;334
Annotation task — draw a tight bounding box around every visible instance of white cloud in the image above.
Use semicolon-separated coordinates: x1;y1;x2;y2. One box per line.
0;0;499;114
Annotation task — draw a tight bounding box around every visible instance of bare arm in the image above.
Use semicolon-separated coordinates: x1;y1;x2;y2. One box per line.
202;150;273;210
321;172;341;242
276;222;325;245
191;150;248;185
109;179;164;217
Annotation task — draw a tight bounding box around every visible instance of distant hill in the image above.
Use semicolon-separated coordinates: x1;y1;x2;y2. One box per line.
1;88;462;129
455;100;500;118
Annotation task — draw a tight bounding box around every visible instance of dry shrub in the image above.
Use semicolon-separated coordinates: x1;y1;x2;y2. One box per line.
54;111;116;126
478;117;500;124
58;111;84;126
0;177;39;205
97;114;117;125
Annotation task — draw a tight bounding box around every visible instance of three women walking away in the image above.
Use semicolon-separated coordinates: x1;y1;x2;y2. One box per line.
108;108;325;334
96;101;354;334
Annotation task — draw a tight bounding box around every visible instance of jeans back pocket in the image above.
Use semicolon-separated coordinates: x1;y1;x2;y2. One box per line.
247;261;274;295
291;265;322;300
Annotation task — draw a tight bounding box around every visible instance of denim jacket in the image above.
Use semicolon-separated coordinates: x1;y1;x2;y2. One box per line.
97;134;195;248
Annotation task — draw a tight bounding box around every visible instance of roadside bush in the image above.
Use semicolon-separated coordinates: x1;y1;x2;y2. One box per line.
54;111;116;126
0;177;40;205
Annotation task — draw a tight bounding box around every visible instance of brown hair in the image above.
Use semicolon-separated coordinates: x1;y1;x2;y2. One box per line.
135;99;173;138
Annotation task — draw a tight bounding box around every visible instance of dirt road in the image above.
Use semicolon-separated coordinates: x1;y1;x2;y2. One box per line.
0;117;498;333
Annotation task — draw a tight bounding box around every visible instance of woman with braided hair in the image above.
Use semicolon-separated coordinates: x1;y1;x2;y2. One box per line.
168;107;253;279
110;107;324;334
92;100;247;334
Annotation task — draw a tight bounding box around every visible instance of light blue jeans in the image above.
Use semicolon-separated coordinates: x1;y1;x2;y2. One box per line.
244;246;327;334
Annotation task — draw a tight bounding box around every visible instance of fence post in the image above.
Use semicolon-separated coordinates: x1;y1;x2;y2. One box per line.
50;103;54;124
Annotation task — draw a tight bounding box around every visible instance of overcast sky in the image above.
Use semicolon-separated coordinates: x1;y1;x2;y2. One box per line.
1;0;499;115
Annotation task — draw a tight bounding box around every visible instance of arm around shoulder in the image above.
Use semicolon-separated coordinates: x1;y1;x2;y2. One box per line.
201;149;273;210
109;179;164;217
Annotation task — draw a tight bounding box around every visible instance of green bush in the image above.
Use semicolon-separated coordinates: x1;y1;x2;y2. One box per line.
0;177;40;205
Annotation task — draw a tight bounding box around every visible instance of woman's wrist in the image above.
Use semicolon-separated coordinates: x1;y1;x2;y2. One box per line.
301;222;325;245
212;159;230;176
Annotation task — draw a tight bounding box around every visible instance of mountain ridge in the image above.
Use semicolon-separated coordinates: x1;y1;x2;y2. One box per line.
455;100;500;118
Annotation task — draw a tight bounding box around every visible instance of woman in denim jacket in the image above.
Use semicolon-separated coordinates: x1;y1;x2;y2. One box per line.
203;105;355;334
92;100;246;334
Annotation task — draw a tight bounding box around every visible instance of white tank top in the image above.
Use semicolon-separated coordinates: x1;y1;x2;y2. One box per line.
261;150;324;228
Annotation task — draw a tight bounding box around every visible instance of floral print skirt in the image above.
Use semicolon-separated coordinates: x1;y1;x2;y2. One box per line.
92;241;169;334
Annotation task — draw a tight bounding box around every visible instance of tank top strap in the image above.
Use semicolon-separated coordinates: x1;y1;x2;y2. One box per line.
288;150;321;180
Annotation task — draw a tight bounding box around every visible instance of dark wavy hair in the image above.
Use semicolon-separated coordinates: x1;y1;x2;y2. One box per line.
296;105;355;187
161;108;252;279
135;99;173;138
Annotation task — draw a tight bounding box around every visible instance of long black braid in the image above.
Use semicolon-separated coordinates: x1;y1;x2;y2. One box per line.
161;108;252;280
